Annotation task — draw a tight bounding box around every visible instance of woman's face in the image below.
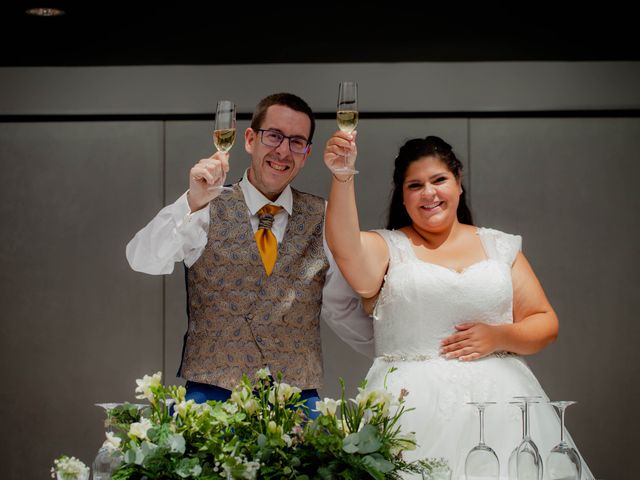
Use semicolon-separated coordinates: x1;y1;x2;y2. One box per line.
402;155;462;232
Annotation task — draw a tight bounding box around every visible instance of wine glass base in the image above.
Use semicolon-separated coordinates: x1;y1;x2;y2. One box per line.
331;167;359;175
207;185;234;193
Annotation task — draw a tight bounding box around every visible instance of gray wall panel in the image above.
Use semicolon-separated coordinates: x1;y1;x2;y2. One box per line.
0;122;165;479
1;63;639;115
470;118;640;479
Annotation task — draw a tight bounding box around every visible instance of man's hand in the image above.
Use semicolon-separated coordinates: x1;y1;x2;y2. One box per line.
187;152;230;212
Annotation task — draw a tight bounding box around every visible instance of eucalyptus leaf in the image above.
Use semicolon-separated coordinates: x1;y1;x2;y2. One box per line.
168;433;186;454
362;452;394;473
176;457;202;478
356;424;382;453
124;445;145;465
342;432;360;453
342;424;381;454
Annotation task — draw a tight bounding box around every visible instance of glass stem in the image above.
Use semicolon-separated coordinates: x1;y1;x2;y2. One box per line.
478;405;486;445
559;405;566;443
523;401;530;439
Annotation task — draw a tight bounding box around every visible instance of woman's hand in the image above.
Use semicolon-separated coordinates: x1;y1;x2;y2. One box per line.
440;322;503;361
324;130;357;176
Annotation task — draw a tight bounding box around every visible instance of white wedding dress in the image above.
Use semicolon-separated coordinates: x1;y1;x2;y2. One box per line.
365;228;593;480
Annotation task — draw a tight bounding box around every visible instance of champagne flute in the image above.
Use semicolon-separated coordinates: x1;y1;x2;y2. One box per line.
334;81;359;174
509;396;543;480
546;401;581;480
508;400;527;479
211;99;236;192
465;401;500;480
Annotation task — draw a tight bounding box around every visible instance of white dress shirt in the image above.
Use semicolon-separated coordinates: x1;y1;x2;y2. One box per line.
126;170;373;357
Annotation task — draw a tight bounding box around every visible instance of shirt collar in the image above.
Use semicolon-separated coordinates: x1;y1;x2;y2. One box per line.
239;169;293;216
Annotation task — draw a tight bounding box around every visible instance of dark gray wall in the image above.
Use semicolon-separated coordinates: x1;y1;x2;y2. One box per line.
1;63;638;480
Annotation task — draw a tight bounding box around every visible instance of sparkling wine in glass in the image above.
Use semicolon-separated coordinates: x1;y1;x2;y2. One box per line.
465;401;500;480
546;401;581;480
334;81;359;174
214;100;236;153
211;99;236;192
509;396;543;480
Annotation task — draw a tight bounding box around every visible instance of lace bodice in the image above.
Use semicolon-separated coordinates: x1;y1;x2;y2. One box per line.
372;227;522;358
364;228;594;479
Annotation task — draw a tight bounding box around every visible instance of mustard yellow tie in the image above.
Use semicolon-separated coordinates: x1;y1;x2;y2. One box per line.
255;205;282;276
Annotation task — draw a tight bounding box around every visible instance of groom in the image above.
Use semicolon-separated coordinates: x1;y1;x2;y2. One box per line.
126;93;373;414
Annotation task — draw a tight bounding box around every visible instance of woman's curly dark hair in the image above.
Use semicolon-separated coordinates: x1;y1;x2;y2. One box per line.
387;136;473;229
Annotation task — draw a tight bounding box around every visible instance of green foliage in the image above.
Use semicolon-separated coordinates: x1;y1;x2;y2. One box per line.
104;369;446;479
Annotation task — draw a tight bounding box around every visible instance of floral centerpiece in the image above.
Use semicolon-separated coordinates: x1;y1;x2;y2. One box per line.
102;368;446;479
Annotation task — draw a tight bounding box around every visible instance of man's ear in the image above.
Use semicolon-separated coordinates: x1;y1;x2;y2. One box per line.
245;127;256;154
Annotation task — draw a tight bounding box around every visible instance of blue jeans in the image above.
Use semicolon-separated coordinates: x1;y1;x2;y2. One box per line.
185;380;321;419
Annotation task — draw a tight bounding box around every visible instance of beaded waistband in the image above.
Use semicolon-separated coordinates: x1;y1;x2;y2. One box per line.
378;353;434;362
377;351;515;362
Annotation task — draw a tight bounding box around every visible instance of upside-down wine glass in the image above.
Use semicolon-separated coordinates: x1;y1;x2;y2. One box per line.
509;396;543;480
92;403;124;480
211;99;236;192
465;401;500;480
546;401;581;480
334;81;359;174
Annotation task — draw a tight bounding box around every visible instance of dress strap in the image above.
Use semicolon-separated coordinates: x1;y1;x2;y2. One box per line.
372;229;413;265
478;227;522;265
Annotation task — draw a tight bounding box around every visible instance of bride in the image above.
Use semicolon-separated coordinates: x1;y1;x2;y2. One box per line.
323;132;593;479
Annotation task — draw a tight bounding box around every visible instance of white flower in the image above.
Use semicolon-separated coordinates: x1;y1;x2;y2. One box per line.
268;382;301;405
193;402;214;417
267;420;278;434
129;417;153;440
231;385;258;414
52;456;90;479
174;385;186;402
231;385;252;404
102;431;122;450
243;398;257;415
173;399;195;419
134;371;162;403
222;402;239;415
355;387;395;414
314;398;341;416
242;459;261;479
255;367;271;380
391;431;417;455
280;383;301;401
373;389;395;415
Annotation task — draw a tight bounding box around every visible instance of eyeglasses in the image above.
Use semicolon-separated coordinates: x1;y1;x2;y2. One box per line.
255;129;311;154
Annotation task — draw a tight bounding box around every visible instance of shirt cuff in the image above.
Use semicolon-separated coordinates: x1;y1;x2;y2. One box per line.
175;191;209;229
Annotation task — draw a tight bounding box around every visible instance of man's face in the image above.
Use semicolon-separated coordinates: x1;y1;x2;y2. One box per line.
245;104;312;200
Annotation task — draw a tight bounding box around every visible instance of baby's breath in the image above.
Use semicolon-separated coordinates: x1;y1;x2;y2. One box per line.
50;455;89;480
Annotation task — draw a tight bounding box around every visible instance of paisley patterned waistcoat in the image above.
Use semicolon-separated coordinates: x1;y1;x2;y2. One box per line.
180;185;329;390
